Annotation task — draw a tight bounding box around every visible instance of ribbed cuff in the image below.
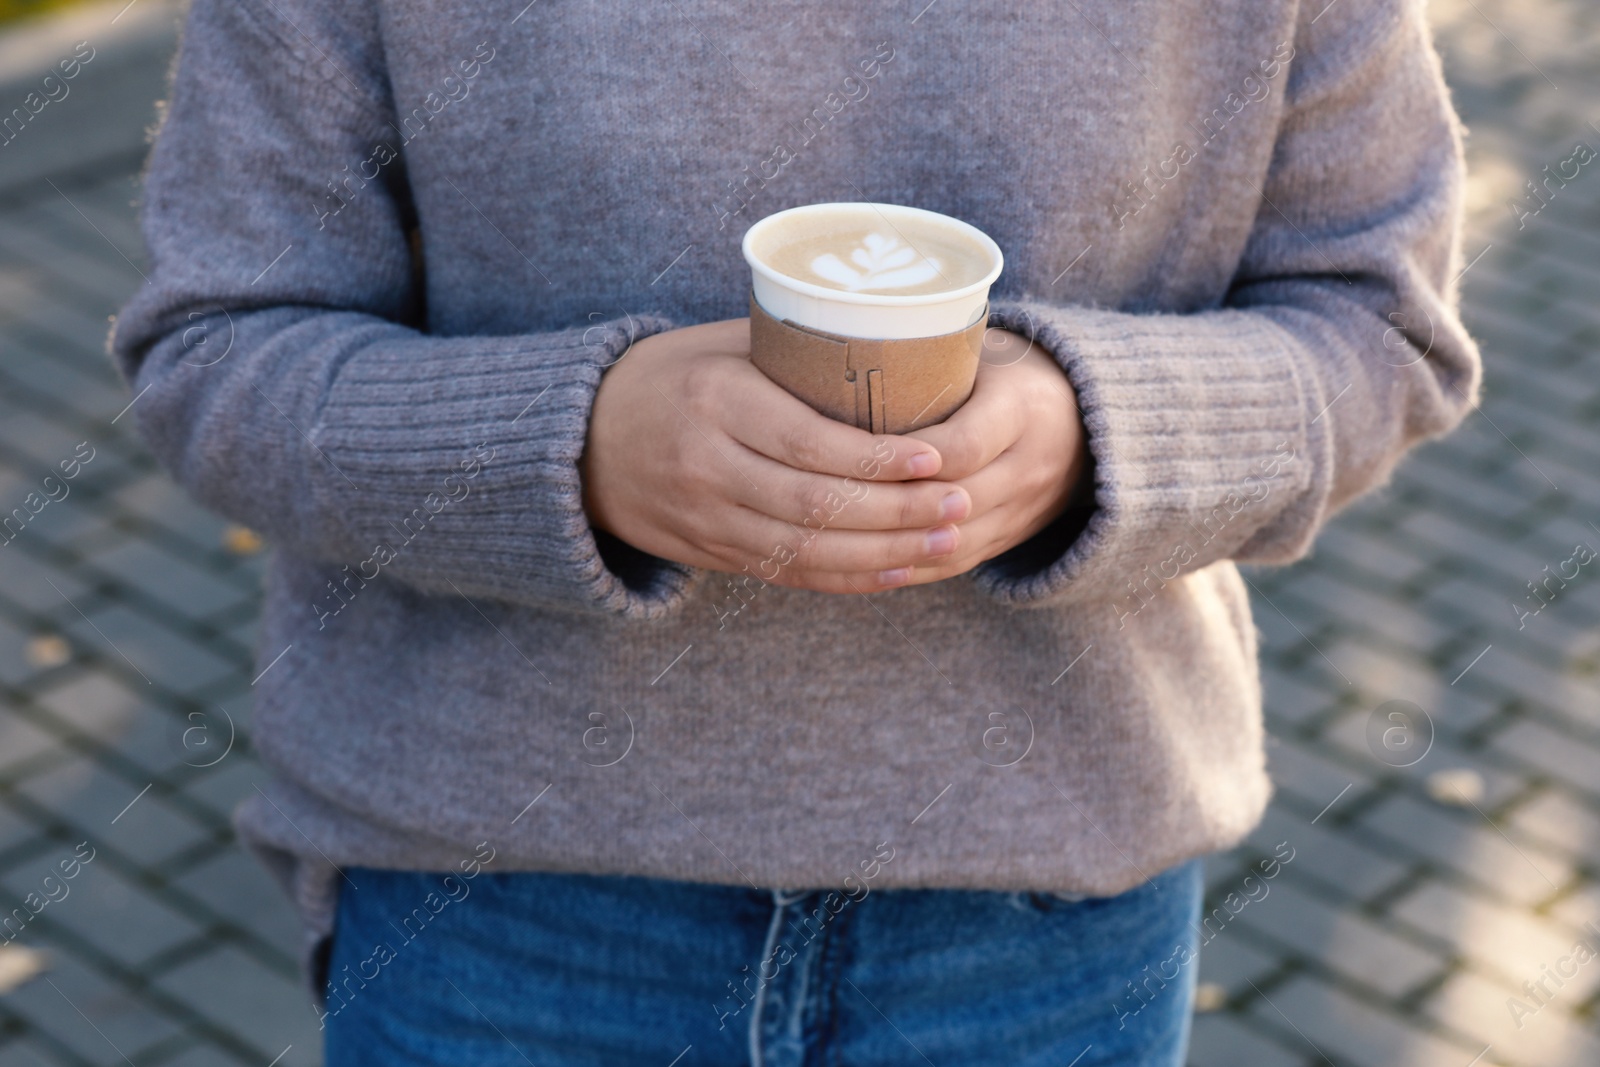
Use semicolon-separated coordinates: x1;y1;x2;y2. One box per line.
973;300;1311;607
310;313;697;618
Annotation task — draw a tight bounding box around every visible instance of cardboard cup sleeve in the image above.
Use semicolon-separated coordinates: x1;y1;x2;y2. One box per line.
747;291;986;436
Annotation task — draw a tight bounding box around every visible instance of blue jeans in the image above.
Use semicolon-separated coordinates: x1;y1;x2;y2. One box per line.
322;860;1201;1066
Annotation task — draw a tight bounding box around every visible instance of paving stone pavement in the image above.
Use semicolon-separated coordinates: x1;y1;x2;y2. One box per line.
0;0;1597;1065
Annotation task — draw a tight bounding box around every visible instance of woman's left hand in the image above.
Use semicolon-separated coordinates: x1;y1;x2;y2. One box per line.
899;328;1091;585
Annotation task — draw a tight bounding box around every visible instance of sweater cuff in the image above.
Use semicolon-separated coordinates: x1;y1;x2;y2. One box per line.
972;299;1311;608
311;313;697;619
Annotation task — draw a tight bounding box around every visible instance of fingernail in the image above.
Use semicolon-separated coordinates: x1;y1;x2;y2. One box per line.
908;451;939;477
939;490;967;522
925;527;957;557
878;567;913;586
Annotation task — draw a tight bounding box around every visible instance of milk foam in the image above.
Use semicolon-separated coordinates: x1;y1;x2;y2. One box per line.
745;203;1003;338
808;232;942;292
759;217;991;298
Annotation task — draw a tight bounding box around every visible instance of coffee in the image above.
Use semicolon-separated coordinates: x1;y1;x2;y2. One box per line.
763;226;991;297
742;202;1003;433
743;202;1002;341
755;208;992;297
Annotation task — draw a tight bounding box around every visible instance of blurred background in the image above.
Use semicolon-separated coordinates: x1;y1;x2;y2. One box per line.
0;0;1596;1064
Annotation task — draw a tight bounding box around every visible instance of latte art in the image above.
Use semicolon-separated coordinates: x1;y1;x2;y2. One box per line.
760;217;993;298
809;232;943;292
744;203;1002;338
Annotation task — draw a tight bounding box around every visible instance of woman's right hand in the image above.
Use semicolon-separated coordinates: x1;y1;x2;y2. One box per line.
580;318;971;594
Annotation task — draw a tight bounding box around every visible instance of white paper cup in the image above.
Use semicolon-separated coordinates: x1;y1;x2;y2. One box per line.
742;203;1003;341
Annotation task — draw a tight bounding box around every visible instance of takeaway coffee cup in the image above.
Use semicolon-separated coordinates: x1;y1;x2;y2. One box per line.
742;203;1003;434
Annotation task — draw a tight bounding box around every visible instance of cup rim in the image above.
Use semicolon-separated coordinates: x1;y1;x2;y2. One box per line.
742;202;1003;307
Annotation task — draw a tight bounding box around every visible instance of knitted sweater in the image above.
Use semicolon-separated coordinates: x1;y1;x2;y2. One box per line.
111;0;1479;988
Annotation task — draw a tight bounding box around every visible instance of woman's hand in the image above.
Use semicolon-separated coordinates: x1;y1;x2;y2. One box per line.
898;329;1091;585
581;319;976;594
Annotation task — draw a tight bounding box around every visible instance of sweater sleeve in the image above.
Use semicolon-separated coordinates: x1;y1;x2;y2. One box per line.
973;0;1480;609
109;0;694;619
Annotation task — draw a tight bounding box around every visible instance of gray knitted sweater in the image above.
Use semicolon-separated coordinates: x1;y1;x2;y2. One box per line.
113;0;1478;981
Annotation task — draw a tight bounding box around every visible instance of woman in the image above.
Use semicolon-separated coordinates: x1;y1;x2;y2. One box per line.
112;0;1478;1062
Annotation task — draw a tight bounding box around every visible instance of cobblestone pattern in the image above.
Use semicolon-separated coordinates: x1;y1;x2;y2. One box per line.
1189;2;1600;1063
0;165;316;1064
0;0;1596;1065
